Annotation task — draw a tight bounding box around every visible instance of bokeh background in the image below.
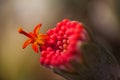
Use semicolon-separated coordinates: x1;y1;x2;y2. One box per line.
0;0;120;80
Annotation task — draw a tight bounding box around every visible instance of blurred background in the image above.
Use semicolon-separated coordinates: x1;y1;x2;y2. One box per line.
0;0;120;80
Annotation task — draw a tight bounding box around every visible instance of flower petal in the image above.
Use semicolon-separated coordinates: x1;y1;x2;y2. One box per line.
32;42;39;53
33;24;41;35
39;34;49;39
22;39;32;49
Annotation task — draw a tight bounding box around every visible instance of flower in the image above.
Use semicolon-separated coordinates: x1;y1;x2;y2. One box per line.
18;19;119;80
18;19;89;70
40;19;89;70
18;24;48;53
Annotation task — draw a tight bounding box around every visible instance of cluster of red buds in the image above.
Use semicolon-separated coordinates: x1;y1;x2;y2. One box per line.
40;19;89;69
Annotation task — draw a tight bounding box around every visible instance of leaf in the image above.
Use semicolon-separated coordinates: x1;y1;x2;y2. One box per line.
79;42;119;80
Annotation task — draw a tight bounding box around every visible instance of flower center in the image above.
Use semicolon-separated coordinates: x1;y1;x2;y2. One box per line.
18;28;46;45
36;34;45;45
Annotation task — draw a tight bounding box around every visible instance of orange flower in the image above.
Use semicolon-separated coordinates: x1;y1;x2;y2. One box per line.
18;24;48;53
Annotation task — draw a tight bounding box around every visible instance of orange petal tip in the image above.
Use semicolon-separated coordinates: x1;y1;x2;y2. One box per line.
33;24;42;34
18;27;23;33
